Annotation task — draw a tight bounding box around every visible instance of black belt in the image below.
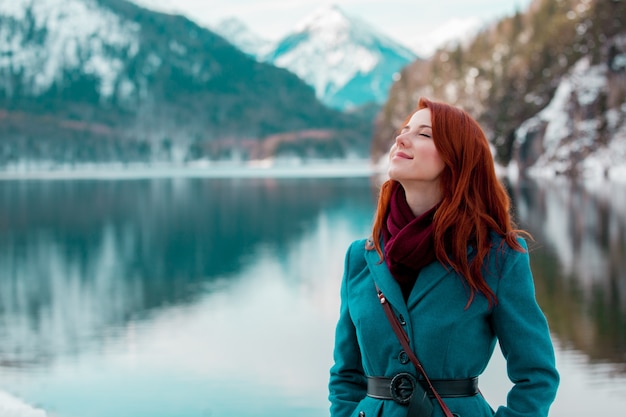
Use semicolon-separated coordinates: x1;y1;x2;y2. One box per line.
367;374;479;404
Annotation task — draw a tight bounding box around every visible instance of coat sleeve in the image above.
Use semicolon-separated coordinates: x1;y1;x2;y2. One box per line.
328;241;367;417
491;238;560;417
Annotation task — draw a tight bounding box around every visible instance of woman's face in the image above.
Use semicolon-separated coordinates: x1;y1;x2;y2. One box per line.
387;108;445;187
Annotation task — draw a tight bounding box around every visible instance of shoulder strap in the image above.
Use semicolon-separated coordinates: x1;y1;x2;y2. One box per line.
376;285;455;417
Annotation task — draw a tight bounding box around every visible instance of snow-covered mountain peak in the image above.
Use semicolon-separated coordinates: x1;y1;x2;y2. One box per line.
263;4;416;110
294;4;352;35
291;4;412;58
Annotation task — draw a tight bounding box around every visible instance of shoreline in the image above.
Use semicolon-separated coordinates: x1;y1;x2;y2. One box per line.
0;390;46;417
0;160;380;181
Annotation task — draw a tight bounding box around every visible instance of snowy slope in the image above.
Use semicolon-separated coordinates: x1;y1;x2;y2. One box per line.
513;51;626;180
0;0;140;100
0;390;46;417
262;5;417;110
213;17;274;58
0;0;374;168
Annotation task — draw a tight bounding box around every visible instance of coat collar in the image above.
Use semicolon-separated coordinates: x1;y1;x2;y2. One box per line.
364;245;454;310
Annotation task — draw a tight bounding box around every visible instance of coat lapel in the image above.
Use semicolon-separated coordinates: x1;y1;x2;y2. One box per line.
364;248;406;311
406;261;452;310
406;246;475;309
364;245;470;311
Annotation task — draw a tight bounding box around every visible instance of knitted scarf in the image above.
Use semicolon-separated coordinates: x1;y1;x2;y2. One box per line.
382;182;438;299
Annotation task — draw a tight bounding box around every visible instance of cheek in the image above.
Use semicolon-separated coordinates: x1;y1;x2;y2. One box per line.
424;146;441;162
426;148;445;172
388;144;397;159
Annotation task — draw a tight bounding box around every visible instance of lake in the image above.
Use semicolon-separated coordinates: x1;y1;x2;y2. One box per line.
0;172;624;417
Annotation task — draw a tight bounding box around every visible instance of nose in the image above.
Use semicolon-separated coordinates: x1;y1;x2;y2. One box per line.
395;132;408;148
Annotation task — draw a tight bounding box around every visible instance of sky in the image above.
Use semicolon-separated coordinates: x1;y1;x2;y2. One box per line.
131;0;533;56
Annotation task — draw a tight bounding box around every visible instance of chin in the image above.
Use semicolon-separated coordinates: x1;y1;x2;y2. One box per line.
387;167;402;182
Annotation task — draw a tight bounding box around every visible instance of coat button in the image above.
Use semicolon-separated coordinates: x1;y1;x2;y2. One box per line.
358;412;365;417
398;314;406;325
398;350;410;364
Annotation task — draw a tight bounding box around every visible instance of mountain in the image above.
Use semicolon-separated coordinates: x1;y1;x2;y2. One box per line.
213;17;274;58
213;6;417;112
0;0;372;169
371;0;626;180
256;5;417;111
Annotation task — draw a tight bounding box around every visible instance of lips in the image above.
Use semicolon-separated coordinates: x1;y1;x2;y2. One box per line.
393;151;412;159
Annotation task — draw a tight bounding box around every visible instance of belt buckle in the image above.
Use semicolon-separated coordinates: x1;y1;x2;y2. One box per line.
390;372;417;404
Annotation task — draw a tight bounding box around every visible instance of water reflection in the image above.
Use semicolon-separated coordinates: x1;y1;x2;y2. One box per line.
510;178;626;370
0;178;374;367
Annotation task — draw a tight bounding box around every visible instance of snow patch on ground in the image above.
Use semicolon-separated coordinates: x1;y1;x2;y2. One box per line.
0;391;46;417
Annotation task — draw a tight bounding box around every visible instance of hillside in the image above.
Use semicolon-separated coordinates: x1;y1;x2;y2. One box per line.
371;0;626;179
0;0;372;169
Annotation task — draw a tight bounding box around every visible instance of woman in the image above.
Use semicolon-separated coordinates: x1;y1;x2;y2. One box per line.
328;98;559;417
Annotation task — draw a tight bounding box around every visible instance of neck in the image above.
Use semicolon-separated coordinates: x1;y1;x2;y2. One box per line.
400;182;441;217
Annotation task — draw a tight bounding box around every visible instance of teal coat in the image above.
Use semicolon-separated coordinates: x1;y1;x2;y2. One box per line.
329;236;559;417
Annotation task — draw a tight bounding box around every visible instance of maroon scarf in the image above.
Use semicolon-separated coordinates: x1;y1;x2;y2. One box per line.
382;182;438;299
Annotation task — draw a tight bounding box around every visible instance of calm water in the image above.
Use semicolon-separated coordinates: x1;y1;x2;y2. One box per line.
0;174;624;417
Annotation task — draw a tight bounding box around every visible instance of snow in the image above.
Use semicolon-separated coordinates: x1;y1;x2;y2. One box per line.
181;4;417;109
546;57;605;134
274;40;378;99
273;8;372;94
265;5;416;108
574;60;606;106
294;4;350;35
613;53;626;71
0;0;140;98
582;106;626;182
212;17;274;57
0;160;378;180
514;55;626;180
538;72;576;156
0;391;46;417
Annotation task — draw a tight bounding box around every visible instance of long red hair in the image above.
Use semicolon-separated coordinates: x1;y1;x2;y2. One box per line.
369;97;527;306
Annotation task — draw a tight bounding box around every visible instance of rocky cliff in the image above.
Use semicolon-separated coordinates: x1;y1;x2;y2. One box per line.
372;0;625;179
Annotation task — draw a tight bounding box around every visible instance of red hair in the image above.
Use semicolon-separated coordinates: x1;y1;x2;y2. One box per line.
369;97;527;307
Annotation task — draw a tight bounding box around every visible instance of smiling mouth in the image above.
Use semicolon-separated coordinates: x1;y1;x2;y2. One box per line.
394;152;412;159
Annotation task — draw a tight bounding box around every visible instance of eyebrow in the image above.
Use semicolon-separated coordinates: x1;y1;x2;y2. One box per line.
400;123;432;131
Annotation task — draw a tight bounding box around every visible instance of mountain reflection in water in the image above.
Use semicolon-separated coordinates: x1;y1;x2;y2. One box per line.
510;178;626;370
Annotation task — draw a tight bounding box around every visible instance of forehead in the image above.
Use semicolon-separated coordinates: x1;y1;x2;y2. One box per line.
408;108;431;127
